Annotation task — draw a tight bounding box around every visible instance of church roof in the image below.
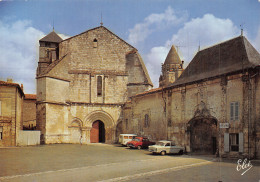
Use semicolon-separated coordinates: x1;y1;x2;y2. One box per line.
171;36;260;86
62;26;135;49
164;45;182;65
39;30;63;43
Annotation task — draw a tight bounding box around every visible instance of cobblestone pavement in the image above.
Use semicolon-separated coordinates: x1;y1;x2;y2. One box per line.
0;144;259;182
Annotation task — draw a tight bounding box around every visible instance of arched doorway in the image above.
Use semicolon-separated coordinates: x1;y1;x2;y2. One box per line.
90;120;106;143
189;118;218;154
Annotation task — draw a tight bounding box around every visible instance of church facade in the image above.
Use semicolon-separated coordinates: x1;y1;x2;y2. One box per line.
36;26;152;144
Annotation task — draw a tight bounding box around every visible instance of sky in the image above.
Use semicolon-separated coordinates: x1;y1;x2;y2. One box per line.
0;0;260;94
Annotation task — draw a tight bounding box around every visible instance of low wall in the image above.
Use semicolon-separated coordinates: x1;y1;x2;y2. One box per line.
17;130;40;146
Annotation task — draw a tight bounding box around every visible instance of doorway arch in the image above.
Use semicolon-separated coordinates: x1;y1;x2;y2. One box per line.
188;117;218;154
90;120;106;143
85;110;115;143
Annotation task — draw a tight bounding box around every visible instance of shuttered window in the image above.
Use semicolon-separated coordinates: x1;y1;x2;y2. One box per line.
224;133;229;152
97;76;102;96
230;102;239;121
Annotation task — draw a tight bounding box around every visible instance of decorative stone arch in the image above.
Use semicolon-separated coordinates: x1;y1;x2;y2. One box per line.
85;110;116;143
69;117;83;128
68;118;83;144
186;101;219;154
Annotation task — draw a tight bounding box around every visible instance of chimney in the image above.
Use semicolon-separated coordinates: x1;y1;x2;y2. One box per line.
7;78;13;83
21;84;24;91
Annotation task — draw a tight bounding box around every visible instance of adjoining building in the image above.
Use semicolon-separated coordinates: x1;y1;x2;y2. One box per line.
36;26;152;144
23;94;36;130
122;36;260;159
0;79;24;147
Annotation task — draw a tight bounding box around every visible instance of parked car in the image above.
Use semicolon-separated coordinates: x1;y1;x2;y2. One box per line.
119;134;137;146
127;137;155;149
148;140;184;155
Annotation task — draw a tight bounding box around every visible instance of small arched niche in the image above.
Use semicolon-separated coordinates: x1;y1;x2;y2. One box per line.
93;38;98;48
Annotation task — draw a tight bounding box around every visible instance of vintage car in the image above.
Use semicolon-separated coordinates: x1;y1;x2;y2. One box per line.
148;140;184;155
127;137;155;149
118;134;137;146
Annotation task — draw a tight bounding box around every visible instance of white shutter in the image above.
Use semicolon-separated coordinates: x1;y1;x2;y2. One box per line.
224;133;229;152
235;102;239;120
239;133;243;153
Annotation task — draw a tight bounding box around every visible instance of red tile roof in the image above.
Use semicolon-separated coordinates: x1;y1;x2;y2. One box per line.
25;94;36;100
132;87;163;98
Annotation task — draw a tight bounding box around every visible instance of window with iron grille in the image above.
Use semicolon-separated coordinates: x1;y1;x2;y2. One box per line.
230;102;239;121
97;76;102;96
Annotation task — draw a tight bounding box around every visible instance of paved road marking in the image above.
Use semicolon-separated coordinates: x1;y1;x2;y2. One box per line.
98;160;213;182
0;157;176;180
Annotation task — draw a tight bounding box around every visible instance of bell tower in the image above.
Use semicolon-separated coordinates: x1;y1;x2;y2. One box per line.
37;30;63;76
159;45;184;87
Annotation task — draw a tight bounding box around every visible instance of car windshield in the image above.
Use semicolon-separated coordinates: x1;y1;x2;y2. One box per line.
133;138;140;142
156;142;166;146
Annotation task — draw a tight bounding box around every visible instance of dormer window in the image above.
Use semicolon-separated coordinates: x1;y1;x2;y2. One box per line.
93;39;98;48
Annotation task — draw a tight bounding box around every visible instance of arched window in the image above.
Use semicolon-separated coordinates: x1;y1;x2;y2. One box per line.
144;114;149;128
97;76;102;96
93;39;98;48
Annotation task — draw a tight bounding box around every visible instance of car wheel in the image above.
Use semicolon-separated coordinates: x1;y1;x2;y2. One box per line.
161;151;166;156
137;145;141;150
178;150;183;155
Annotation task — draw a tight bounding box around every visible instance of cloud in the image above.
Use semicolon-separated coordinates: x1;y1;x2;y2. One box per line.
0;19;71;94
253;26;260;52
0;20;45;94
146;14;240;88
166;14;240;63
127;6;187;46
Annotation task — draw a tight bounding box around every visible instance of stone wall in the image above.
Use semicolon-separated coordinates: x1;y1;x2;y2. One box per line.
23;97;36;129
0;86;23;147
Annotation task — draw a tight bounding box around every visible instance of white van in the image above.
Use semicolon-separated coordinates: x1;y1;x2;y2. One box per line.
119;134;137;146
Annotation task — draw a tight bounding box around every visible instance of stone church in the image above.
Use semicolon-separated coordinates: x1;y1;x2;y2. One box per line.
36;25;260;159
36;26;153;144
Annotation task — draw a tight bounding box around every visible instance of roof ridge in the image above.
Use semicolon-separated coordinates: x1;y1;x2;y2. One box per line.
199;35;242;52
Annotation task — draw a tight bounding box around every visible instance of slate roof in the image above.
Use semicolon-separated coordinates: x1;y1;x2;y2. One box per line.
164;45;182;64
171;36;260;86
40;30;63;43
